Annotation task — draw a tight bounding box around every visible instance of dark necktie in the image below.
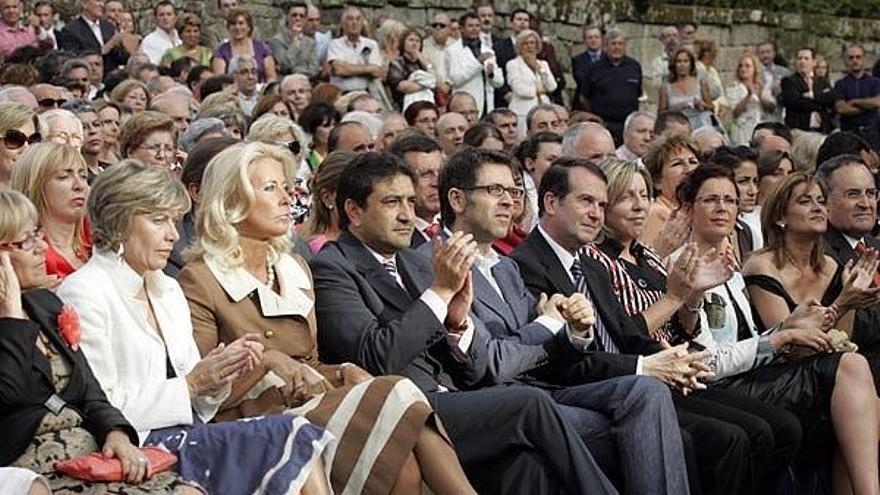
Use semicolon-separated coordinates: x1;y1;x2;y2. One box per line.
570;255;618;353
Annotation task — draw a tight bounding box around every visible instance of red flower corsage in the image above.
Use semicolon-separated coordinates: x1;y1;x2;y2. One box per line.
57;305;81;351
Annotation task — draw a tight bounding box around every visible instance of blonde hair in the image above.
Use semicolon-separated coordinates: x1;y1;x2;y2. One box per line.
598;157;653;241
88;159;190;251
199;91;241;114
515;29;543;55
0;101;36;134
109;79;151;109
10;143;90;253
247;114;307;147
119;110;175;157
0;188;37;243
194;142;295;269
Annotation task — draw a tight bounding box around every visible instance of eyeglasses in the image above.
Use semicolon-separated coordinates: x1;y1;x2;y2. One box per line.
465;184;525;200
695;195;738;207
38;98;67;108
47;131;84;145
430;22;447;29
1;227;45;251
2;129;41;149
139;143;176;156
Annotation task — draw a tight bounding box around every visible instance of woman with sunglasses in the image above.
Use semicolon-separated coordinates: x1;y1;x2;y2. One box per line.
678;168;880;495
0;102;41;185
120;111;182;173
10;144;91;281
0;189;198;494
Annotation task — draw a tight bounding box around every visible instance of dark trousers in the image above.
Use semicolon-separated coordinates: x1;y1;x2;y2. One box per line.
432;384;618;495
676;388;802;495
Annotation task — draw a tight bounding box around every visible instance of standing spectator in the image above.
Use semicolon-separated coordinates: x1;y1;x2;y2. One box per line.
695;39;724;107
57;0;130;69
230;55;259;116
212;8;277;83
658;48;713;131
304;4;330;64
757;41;791;122
200;0;236;47
386;28;436;111
492;9;531;109
781;47;836;134
422;13;453;101
269;2;319;80
161;13;212;67
326;6;384;94
506;29;557;137
32;1;58;50
444;12;503;119
281;74;311;118
0;0;49;58
617;110;655;162
140;1;181;65
476;1;499;48
726;53;776;146
581;29;641;144
104;0;123;25
530;16;566;106
834;45;880;150
572;25;603;110
648;26;679;87
404;100;439;137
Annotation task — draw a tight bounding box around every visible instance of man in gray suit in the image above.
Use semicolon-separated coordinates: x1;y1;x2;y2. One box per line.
310;152;618;494
416;147;692;494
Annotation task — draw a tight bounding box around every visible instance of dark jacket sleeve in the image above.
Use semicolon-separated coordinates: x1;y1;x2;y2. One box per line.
781;75;823;112
0;318;41;409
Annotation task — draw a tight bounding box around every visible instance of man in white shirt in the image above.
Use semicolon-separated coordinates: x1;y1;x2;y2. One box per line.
326;6;383;94
444;12;503;119
304;4;330;64
32;1;58;49
140;1;181;65
231;55;259;117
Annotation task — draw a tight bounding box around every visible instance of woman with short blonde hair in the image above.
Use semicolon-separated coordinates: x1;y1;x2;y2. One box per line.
109;79;150;113
0;102;41;184
179;141;477;495
10;143;91;278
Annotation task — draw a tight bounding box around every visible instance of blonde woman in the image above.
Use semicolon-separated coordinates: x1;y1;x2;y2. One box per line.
0;102;41;185
725;53;776;146
10;143;90;280
177;142;477;495
506;29;557;136
109;79;150;113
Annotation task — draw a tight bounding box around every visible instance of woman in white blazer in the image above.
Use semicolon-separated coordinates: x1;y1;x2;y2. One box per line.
57;161;333;495
506;29;557;136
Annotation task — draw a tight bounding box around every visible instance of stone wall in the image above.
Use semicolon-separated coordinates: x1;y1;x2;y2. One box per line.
115;0;880;104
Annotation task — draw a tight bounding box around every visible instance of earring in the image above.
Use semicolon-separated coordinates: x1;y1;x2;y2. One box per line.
777;222;786;229
325;203;334;210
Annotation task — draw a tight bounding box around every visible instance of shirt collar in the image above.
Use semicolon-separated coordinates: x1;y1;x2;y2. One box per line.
365;244;396;267
91;248;173;297
842;232;863;249
82;15;100;28
205;252;312;302
475;246;501;273
537;224;576;272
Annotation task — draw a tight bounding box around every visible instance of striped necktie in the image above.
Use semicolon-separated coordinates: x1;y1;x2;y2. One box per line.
382;258;406;289
570;255;619;354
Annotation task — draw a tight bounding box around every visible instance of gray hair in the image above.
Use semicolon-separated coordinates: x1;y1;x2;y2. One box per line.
88;159;190;252
61;58;90;78
228;55;257;75
341;110;383;141
281;73;309;90
42;109;84;136
179;117;227;153
61;99;97;116
623;111;656;134
562;122;608;156
604;28;624;44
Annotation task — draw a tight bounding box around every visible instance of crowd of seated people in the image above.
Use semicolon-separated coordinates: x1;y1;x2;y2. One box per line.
3;0;880;494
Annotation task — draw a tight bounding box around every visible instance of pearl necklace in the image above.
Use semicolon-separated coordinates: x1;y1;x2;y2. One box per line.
265;258;275;288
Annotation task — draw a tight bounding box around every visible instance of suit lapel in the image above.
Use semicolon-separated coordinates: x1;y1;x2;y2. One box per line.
471;265;518;330
491;262;528;327
21;290;80;388
530;233;576;295
338;232;414;313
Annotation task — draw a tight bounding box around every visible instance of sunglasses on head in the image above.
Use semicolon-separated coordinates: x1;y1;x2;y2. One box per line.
38;98;67;108
3;129;41;149
285;140;301;155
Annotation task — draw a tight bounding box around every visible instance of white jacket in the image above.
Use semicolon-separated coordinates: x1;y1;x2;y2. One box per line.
444;38;504;118
58;250;228;443
506;56;556;118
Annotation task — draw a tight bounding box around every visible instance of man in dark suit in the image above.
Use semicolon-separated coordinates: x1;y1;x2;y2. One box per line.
389;133;442;249
510;157;800;495
310;152;617;494
57;0;130;69
571;25;604;111
816;154;880;381
780;47;837;133
414;146;691;493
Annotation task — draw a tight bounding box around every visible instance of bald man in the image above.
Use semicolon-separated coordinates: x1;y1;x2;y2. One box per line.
436;112;468;155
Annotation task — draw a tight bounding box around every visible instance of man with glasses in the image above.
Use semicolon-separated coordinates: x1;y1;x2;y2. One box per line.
423;13;453;97
30;84;66;113
834;45;880;150
230;55;259;117
269;2;319;80
63;100;106;181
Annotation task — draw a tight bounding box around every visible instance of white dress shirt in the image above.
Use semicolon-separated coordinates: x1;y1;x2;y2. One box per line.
58;250;229;443
82;15;104;46
141;27;181;64
326;35;381;92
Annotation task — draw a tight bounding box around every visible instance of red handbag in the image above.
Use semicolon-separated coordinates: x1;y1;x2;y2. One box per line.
54;446;177;482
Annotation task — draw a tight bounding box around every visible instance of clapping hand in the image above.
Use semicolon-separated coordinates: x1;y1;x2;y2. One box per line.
558;293;596;338
186;341;255;397
431;232;477;302
691;245;736;293
653;210;691;259
783;299;837;332
837;249;880;311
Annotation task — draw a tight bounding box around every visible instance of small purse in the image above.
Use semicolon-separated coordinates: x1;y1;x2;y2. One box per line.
54;446;177;482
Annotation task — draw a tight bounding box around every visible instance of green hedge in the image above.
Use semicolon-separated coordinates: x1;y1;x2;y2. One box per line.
664;0;880;19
